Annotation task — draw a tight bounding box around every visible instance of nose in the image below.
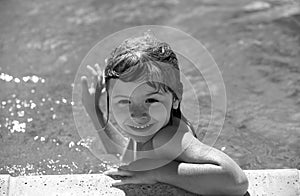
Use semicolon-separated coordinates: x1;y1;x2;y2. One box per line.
130;105;150;124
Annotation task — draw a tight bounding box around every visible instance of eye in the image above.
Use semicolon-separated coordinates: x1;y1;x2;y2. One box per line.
145;98;159;104
118;100;131;104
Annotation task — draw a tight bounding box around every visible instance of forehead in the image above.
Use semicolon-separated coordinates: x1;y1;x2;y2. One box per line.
109;79;160;97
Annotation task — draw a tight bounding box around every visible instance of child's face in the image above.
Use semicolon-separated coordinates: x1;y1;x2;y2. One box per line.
109;79;177;142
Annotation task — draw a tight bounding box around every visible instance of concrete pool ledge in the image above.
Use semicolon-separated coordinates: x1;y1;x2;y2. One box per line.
0;169;299;196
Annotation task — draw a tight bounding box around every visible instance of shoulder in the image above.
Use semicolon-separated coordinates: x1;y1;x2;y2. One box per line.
152;118;224;164
153;117;190;145
152;117;197;159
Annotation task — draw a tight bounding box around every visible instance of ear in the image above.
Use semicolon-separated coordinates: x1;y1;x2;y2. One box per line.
172;99;179;109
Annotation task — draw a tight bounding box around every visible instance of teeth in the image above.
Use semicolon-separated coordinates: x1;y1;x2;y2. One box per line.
132;124;150;129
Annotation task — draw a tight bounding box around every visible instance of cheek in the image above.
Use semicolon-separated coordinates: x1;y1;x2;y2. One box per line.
111;105;130;122
149;102;169;121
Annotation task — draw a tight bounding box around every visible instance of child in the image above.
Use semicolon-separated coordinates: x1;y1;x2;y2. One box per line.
81;32;248;195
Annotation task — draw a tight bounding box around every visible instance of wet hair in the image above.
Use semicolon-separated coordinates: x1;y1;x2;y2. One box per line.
98;32;196;135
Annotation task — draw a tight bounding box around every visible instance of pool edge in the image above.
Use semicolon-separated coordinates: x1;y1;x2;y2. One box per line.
0;169;299;196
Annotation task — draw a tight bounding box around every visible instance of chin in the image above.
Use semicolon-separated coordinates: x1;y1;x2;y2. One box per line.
126;133;154;143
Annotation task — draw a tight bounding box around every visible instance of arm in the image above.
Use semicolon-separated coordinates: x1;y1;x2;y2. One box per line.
91;103;128;155
106;122;248;195
152;123;249;196
94;105;135;162
81;70;127;156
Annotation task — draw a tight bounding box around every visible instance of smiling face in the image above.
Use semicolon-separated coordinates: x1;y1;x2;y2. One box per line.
109;79;178;142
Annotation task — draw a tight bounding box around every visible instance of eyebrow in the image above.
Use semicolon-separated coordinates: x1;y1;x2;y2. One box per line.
113;91;163;98
113;95;129;98
145;91;163;96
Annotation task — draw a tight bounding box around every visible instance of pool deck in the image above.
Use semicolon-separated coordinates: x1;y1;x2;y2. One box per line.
0;169;299;196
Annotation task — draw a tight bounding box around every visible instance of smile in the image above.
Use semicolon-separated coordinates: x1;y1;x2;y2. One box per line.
128;123;153;130
132;124;151;129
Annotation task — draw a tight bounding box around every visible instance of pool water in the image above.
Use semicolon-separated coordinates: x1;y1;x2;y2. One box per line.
0;0;299;176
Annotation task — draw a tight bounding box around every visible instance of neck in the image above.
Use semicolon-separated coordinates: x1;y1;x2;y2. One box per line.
135;141;145;150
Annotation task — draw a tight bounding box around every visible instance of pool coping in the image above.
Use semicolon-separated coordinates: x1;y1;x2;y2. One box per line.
0;169;299;196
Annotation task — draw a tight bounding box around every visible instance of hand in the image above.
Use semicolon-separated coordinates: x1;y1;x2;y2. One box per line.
104;159;163;186
104;166;158;186
81;63;105;115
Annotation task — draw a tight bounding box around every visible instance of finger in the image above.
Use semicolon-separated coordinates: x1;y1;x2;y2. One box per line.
101;76;105;87
90;66;102;87
101;87;106;94
103;168;117;175
94;63;102;74
111;179;124;186
87;65;98;75
118;165;129;171
103;169;133;177
95;78;105;96
92;76;100;91
112;178;139;186
81;76;90;94
89;86;95;94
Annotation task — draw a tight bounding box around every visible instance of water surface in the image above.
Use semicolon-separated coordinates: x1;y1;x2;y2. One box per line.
0;0;299;176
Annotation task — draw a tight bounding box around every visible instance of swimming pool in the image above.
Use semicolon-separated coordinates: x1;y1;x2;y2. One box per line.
0;0;299;177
